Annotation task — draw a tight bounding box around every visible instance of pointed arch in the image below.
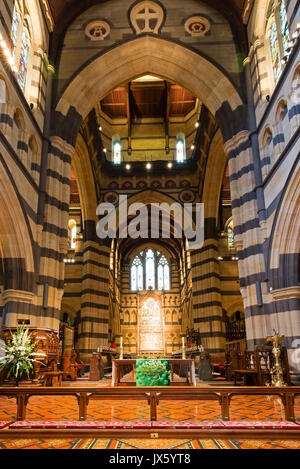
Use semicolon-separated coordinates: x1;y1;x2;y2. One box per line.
0;154;35;283
56;36;243;131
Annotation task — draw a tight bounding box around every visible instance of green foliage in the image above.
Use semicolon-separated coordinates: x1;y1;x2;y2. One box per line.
136;359;170;386
0;327;44;381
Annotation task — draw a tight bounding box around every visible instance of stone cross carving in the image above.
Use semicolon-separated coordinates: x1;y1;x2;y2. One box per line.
130;1;164;35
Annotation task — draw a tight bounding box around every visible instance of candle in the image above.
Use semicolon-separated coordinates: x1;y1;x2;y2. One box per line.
120;336;123;347
182;337;185;347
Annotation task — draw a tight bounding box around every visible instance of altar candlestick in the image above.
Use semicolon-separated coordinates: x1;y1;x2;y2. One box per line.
120;336;123;359
182;336;186;359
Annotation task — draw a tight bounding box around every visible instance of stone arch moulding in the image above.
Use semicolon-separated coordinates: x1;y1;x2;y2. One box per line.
55;36;243;136
73;133;98;224
112;188;197;240
0;155;35;275
268;158;300;289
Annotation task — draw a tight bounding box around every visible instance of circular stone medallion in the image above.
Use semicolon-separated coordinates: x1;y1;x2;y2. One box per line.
85;21;110;40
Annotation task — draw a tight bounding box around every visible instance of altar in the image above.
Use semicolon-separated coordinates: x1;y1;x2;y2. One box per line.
112;359;196;387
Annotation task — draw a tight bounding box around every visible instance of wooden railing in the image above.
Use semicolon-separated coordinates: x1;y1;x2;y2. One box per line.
0;386;299;422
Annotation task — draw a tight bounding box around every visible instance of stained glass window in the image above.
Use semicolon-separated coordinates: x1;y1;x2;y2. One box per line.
130;249;170;291
131;264;137;290
157;264;164;290
279;0;290;54
113;142;121;164
270;0;276;13
146;249;155;290
176;139;185;162
164;263;170;290
70;225;77;249
131;256;144;291
158;255;170;290
228;226;235;249
137;264;143;291
18;19;30;92
270;21;281;82
10;1;20;60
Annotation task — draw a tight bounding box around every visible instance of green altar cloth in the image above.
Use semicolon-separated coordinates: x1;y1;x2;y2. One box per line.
136;359;170;386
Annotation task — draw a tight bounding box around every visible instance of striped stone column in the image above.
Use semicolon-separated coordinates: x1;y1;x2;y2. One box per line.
78;221;110;362
224;131;273;351
39;135;74;331
191;218;225;359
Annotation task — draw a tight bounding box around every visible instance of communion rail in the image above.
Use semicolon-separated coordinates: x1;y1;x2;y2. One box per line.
0;386;299;422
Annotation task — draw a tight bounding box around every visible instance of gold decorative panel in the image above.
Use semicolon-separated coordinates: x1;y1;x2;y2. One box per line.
137;291;164;354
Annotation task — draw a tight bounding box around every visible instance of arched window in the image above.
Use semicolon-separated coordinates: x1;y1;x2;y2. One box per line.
131;256;143;291
279;0;290;54
176;139;185;162
113;141;121;164
68;219;77;249
225;218;235;250
274;100;288;157
10;0;21;61
267;0;290;83
28;135;38;179
111;135;122;164
145;249;155;290
157;255;170;290
18;19;30;92
228;226;235;249
270;20;281;82
13;108;24;150
290;66;300;133
261;127;272;176
130;249;171;291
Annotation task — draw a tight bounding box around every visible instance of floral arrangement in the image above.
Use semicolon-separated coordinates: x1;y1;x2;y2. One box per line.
0;327;44;385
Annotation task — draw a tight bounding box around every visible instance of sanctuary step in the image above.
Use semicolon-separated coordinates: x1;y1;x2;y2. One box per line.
3;420;300;430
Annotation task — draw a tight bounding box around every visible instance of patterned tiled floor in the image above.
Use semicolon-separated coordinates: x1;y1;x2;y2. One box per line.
0;438;300;449
0;386;299;449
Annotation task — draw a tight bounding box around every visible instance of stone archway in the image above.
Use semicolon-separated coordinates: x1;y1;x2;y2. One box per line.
49;35;252;359
56;36;243;126
269;159;300;290
0;157;35;327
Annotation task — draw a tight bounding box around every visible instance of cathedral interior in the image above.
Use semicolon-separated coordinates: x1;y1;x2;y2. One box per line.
0;0;299;450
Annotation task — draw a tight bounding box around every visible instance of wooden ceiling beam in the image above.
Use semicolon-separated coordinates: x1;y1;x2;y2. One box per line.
164;81;171;154
127;82;133;155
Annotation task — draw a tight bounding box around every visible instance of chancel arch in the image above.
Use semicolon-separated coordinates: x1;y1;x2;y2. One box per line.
55;35;243;127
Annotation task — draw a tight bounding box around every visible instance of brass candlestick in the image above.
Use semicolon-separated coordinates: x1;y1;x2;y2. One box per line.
264;331;286;387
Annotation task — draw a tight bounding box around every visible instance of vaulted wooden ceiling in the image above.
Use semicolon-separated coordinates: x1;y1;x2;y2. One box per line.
100;80;197;120
70;166;80;205
45;0;249;60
